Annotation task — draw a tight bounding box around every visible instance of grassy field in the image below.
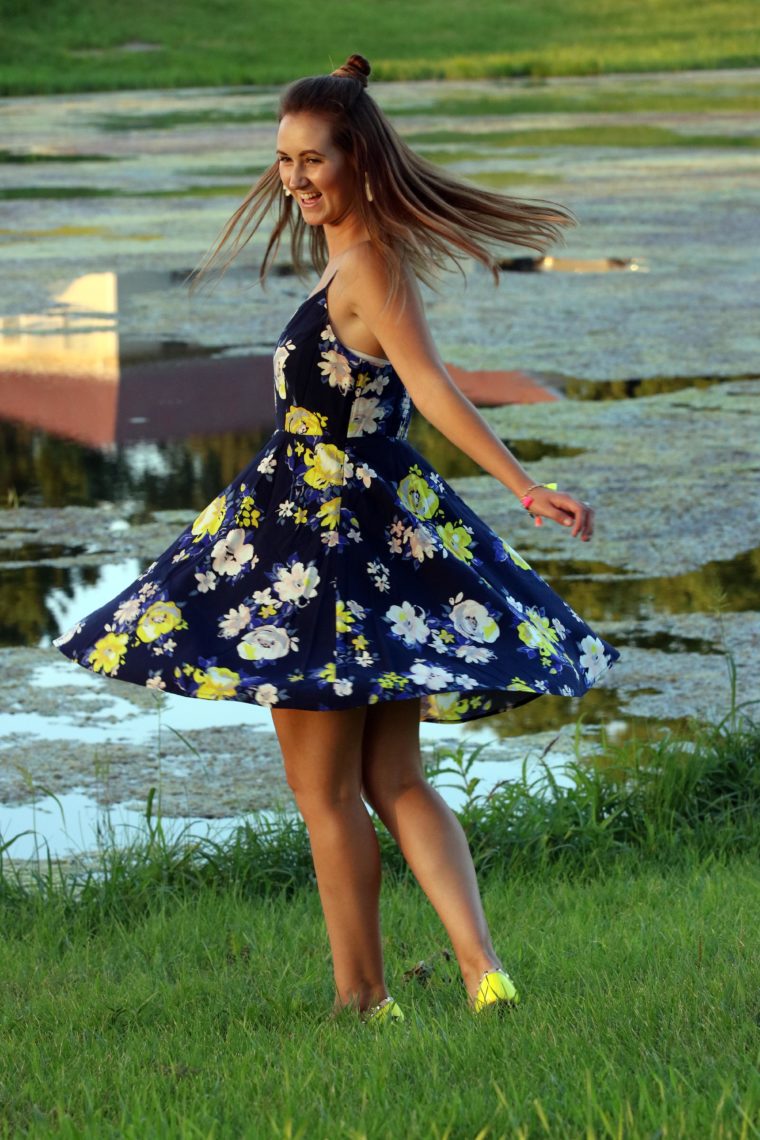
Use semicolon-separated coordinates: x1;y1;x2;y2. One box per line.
2;708;759;1136
0;0;758;95
1;853;758;1138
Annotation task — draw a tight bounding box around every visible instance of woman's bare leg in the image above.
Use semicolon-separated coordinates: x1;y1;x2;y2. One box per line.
271;704;388;1013
361;697;503;1000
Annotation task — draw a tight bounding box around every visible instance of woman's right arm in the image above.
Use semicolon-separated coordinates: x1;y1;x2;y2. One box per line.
342;247;593;540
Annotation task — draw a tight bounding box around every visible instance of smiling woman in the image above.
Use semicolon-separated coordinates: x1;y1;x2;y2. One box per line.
55;52;619;1025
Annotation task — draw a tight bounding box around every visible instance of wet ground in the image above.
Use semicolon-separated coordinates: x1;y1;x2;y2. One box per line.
1;69;758;865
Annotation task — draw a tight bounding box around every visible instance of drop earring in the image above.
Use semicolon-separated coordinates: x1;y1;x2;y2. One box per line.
283;187;292;197
364;174;374;202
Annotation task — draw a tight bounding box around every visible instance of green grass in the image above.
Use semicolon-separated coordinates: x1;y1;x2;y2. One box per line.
2;700;758;1136
0;853;758;1137
1;0;758;95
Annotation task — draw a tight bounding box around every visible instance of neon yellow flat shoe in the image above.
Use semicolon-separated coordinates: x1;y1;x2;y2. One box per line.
361;996;405;1024
473;969;520;1013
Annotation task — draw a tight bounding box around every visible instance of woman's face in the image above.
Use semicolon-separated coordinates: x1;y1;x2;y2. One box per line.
276;112;357;227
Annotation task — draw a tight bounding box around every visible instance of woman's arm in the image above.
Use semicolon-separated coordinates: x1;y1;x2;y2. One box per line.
338;247;594;540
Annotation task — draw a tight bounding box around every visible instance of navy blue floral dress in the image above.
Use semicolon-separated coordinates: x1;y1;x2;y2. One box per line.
55;281;619;722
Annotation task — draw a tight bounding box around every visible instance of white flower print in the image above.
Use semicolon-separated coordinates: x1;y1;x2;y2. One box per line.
252;586;277;606
318;349;353;394
347;600;366;619
255;683;280;707
355;463;377;488
450;599;500;644
347;395;383;437
238;625;292;661
146;673;166;690
322;531;341;548
257;454;277;475
195;571;217;593
408;525;436;563
356;651;374;668
54;621;84;647
114;598;141;624
277;499;295;518
454;674;479;690
552;617;568;639
386;601;430;647
578;635;610;683
138;581;159;600
455;645;494;664
361;372;389;396
219;605;252;639
409;660;455;691
273;340;295;399
431;631;451;656
273;561;320;604
211;529;256;577
333;678;353;696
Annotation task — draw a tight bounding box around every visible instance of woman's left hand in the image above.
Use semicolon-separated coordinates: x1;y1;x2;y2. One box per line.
524;486;595;541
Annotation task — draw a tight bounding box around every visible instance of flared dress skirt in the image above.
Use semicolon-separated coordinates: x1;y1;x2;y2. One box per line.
55;284;620;723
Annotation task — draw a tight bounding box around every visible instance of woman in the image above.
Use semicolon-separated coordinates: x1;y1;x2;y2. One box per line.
55;54;619;1023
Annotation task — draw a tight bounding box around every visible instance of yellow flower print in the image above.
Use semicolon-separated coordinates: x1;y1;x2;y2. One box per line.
136;601;186;644
517;609;560;664
193;666;240;700
352;634;368;650
88;632;129;676
259;604;278;618
192;494;226;541
378;672;408;691
425;692;472;721
235;495;261;528
501;539;531;570
397;467;439;520
284;405;327;435
319;662;338;683
294;507;308;525
436;521;474;563
317;496;341;529
336;601;355;633
294;441;304;456
303;442;345;490
508;676;539;693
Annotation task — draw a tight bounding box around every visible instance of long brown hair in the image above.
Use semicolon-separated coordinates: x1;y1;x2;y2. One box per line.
190;53;577;294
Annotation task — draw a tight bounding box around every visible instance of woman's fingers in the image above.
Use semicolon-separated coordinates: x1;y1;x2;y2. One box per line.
531;492;594;540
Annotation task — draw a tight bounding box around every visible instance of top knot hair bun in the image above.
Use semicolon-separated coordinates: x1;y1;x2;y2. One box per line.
330;53;371;88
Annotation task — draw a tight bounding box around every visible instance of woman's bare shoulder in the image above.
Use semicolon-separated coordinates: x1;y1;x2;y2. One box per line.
338;242;418;311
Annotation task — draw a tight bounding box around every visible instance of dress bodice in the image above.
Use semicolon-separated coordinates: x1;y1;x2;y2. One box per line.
272;285;413;447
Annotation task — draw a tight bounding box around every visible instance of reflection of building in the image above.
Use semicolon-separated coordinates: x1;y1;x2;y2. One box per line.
0;272;276;447
0;271;555;449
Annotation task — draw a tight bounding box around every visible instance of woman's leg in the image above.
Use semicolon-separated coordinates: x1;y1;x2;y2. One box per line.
271;704;388;1013
361;697;503;1001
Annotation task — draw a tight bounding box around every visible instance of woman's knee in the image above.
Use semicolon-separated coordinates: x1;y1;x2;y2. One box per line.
362;759;427;816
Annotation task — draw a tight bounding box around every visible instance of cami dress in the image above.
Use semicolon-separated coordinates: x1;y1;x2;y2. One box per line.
55;278;620;723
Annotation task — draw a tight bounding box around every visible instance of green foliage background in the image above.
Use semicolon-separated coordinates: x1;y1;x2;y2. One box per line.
1;0;758;94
